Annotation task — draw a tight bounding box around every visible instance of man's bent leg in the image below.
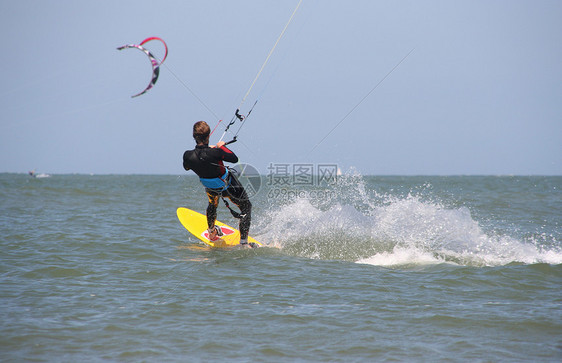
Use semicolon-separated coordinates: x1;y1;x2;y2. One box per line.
225;176;252;240
237;199;252;240
206;190;220;229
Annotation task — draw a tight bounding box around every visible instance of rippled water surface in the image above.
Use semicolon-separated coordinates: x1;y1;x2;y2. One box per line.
1;174;560;361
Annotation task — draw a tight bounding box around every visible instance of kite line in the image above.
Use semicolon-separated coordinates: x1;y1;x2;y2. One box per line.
217;0;303;144
309;48;416;154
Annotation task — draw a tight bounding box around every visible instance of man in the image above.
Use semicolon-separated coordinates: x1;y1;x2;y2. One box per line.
183;121;254;247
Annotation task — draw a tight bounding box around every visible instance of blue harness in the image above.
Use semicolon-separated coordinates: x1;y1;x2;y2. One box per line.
199;169;230;191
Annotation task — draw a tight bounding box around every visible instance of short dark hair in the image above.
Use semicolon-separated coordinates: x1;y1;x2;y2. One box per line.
193;121;210;144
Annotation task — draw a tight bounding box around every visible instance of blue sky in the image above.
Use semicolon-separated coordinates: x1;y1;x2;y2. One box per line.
1;0;561;175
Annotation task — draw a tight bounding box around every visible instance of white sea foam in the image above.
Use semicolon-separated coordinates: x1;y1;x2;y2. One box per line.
260;172;562;267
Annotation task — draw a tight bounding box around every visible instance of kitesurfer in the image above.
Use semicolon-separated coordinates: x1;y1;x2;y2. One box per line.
182;121;254;247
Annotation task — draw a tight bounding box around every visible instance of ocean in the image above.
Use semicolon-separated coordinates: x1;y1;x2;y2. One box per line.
1;173;560;362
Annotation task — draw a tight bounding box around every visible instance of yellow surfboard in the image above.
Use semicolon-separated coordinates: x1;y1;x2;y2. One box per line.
176;207;262;248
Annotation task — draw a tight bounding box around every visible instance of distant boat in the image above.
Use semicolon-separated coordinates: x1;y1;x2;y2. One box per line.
28;170;51;178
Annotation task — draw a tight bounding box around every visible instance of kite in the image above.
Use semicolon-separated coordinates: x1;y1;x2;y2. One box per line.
117;37;168;98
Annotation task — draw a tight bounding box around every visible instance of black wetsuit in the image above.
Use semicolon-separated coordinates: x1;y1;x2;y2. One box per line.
183;144;252;240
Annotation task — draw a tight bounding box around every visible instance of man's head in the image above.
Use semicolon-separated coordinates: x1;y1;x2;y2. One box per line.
193;121;210;145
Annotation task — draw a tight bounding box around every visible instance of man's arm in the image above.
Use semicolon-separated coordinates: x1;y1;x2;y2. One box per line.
182;151;191;171
211;141;238;163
